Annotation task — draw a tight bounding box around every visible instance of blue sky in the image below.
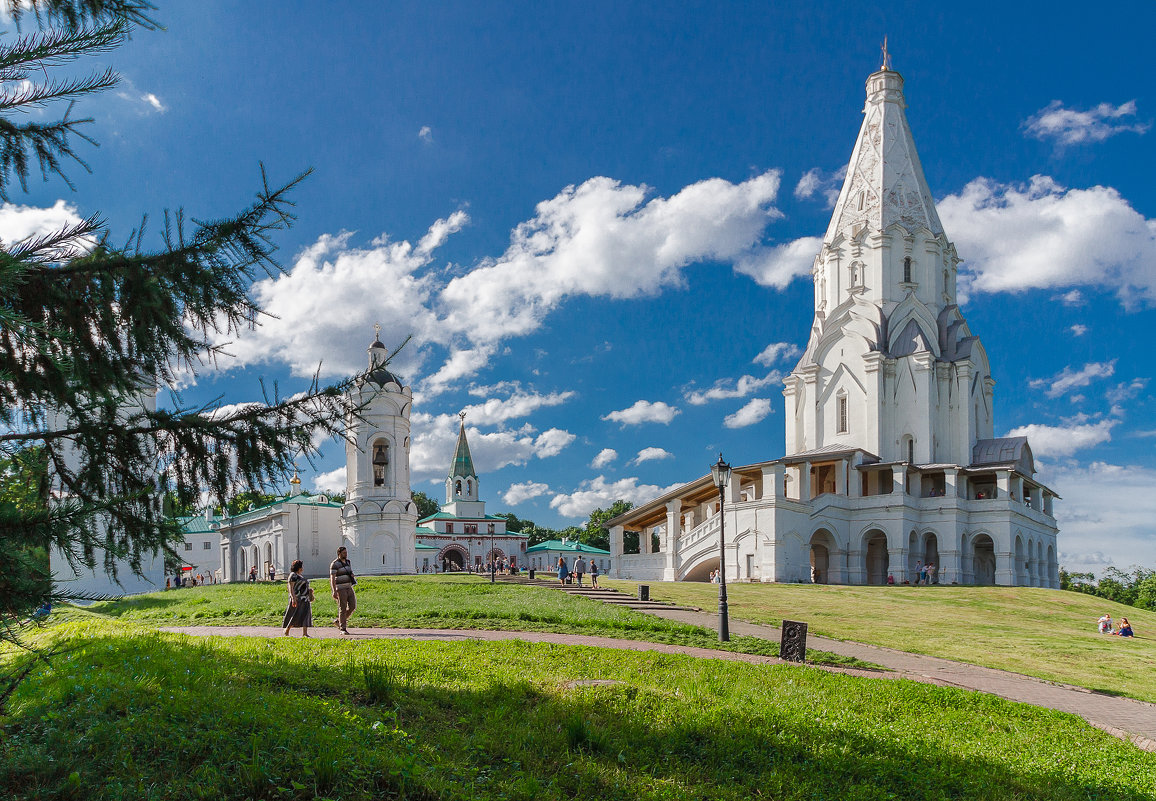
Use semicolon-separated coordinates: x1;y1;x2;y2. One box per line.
6;2;1155;574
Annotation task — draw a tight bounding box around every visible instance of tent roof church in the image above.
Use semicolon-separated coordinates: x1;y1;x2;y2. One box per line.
607;52;1060;588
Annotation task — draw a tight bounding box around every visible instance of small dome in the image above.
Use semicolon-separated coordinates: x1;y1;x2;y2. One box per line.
366;366;402;388
370;337;387;350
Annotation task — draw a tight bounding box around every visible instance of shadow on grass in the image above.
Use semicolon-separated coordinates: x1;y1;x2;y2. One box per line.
1;629;1150;801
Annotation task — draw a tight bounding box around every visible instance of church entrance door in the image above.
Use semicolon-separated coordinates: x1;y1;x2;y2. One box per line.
864;531;888;585
972;534;996;585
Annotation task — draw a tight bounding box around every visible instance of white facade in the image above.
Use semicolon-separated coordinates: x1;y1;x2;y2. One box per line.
339;335;419;575
218;482;343;581
416;417;528;571
48;388;165;598
609;63;1060;588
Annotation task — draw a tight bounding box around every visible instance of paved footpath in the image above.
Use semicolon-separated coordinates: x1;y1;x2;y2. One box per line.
164;619;1156;753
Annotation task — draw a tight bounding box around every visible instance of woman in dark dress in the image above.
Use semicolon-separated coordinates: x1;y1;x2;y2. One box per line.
282;560;312;637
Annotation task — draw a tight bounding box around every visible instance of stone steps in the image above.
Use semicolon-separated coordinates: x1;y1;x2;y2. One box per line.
494;574;701;613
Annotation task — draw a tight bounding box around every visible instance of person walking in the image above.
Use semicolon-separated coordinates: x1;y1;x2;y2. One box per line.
330;546;357;634
589;560;600;588
282;560;313;637
574;556;586;587
268;564;275;582
557;556;569;586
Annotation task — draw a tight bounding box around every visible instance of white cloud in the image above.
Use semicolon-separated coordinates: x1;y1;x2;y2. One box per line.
418;125;433;143
409;412;573;484
633;447;672;464
1046;462;1156;574
422;345;497;397
724;397;773;429
549;475;681;519
734;236;822;289
590;448;617;468
312;467;346;495
1006;418;1117;458
461;387;575;426
793;166;845;207
602;400;680;426
753;342;801;367
1107;378;1148;405
115;78;167;114
685;371;782;405
1028;361;1116;399
218;220;464;380
0;199;84;245
938;176;1156;304
502;481;550;505
1025;100;1149;146
1068;324;1088;336
439;172;783;345
1057;289;1084;306
534;428;576;458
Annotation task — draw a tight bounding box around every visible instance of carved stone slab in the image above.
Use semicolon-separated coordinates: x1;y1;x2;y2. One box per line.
780;619;808;662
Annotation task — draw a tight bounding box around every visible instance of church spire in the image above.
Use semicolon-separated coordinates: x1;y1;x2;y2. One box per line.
823;55;943;245
449;412;476;479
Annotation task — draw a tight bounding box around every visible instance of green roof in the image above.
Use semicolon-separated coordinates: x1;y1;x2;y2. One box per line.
177;514;217;535
415;542;439;550
526;540;610;555
449;421;476;478
415;526;437;535
418;511;511;524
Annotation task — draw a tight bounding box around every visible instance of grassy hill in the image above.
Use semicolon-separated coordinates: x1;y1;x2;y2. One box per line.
603;580;1156;702
3;617;1153;800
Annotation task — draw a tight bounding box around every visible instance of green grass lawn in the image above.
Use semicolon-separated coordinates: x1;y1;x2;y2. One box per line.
2;618;1153;800
604;579;1156;701
84;575;868;666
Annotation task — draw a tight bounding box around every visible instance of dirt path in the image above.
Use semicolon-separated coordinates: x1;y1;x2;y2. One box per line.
161;622;1156;752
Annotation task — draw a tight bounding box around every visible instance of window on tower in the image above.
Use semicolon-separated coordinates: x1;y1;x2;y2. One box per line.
837;395;849;434
903;256;912;284
372;440;389;487
455;480;462;496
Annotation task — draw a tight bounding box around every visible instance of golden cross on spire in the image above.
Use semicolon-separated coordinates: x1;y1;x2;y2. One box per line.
459;410;467;424
373;322;381;338
880;36;892;70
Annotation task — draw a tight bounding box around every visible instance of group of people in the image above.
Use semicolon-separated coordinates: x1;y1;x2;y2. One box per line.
248;564;276;582
281;545;359;638
166;572;216;589
708;569;723;583
556;556;599;587
1097;614;1134;637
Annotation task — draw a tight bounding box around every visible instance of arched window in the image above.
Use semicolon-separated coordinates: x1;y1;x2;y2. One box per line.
466;479;472;495
837;394;849;434
906;437;915;463
903;256;912;284
372;440;389;487
455;480;462;496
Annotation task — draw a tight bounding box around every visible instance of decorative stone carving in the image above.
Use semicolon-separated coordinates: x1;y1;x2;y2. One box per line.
780;620;808;662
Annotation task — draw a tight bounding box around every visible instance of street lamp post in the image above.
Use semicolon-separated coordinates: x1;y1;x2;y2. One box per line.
710;454;732;642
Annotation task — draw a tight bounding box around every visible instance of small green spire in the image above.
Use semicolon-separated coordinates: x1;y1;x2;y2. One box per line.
450;412;476;478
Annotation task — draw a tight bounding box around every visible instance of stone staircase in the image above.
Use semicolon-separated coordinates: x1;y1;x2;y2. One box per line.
495;574;702;613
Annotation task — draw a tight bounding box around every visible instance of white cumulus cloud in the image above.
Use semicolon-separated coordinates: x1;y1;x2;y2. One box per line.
938;176;1156;304
409;412;574;485
549;475;681;519
1045;462;1156;574
685;372;782;405
753;342;801;367
461;387;575;426
590;448;617;468
502;481;550;505
312;467;346;495
1069;324;1088;336
1029;361;1116;399
0;199;84;245
734;236;822;289
1025;100;1149;146
439;172;783;346
794;166;845;207
633;447;672;464
724;397;773;428
1006;418;1117;458
534;428;576;458
418;125;433;143
602;400;680;426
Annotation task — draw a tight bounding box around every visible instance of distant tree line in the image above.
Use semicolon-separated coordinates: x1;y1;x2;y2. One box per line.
1060;566;1156;611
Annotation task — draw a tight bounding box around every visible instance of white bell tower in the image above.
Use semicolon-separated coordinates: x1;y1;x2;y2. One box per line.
341;326;417;574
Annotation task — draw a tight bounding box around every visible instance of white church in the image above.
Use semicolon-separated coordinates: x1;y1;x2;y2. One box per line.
215;333;526;580
607;60;1060;588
